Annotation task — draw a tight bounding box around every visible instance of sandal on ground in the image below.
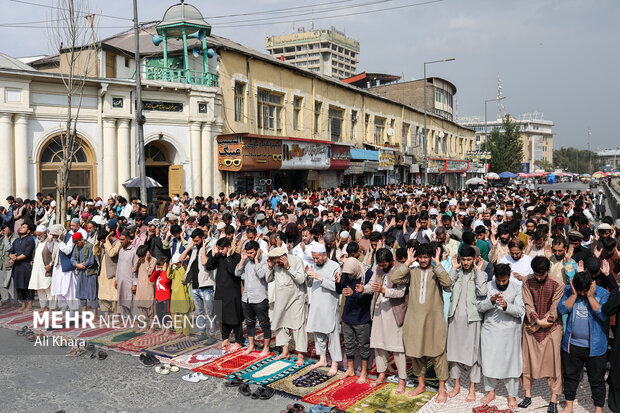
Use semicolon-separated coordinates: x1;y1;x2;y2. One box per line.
155;366;170;375
16;326;29;336
224;378;244;387
239;383;252;397
98;350;108;360
182;372;208;382
169;365;179;372
287;404;305;413
259;386;275;400
65;348;79;357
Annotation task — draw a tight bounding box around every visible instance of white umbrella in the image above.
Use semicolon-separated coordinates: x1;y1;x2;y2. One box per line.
485;172;500;180
466;177;487;186
122;176;163;188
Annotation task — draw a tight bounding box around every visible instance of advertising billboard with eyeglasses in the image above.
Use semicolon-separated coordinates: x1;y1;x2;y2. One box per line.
217;134;282;171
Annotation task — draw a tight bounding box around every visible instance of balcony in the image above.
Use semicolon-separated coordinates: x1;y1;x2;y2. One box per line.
141;65;219;87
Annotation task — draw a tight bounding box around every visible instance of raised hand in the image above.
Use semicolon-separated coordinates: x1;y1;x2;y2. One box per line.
451;254;460;271
240;248;247;261
544;244;552;260
432;246;442;266
565;244;574;261
593;246;602;259
569;278;577;296
354;283;364;293
577;260;584;272
474;256;484;272
405;247;416;267
587;281;596;298
601;259;610;276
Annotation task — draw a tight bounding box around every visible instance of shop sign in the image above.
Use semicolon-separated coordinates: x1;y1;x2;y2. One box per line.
445;160;469;173
281;141;331;170
330;145;351;169
427;158;446;173
217;135;282;172
345;161;364;175
410;164;420;173
468;162;486;174
378;149;395;171
403;155;413;165
364;160;379;173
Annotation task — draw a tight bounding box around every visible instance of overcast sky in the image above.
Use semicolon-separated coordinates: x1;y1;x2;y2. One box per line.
2;0;619;150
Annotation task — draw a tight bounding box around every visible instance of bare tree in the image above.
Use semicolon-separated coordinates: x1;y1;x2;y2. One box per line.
48;0;95;225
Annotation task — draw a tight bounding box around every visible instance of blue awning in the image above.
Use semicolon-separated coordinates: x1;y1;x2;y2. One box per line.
350;148;379;161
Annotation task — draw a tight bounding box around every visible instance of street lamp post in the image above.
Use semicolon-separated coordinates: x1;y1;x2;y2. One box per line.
423;58;455;186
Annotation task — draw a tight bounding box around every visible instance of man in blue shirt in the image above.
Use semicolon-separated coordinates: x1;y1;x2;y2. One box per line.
558;271;609;413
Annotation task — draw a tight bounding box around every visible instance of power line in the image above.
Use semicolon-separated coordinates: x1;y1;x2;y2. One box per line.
215;0;443;28
206;0;355;19
8;0;132;21
212;0;399;26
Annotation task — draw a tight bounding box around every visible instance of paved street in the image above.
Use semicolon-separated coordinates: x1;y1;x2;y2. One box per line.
0;325;612;413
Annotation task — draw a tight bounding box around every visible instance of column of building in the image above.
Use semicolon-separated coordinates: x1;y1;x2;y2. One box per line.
0;113;14;201
201;123;212;196
190;122;202;196
102;118;117;198
116;119;131;199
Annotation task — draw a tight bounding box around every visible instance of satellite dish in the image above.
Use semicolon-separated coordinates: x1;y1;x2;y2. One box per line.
386;128;395;137
439;131;445;138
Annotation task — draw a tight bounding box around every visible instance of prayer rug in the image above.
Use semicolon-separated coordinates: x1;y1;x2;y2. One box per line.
266;364;343;399
347;383;436;413
193;350;274;378
170;346;226;370
226;356;312;385
4;313;35;329
112;332;178;354
89;329;143;347
0;310;22;321
74;327;119;340
49;325;85;338
143;335;206;359
301;375;386;410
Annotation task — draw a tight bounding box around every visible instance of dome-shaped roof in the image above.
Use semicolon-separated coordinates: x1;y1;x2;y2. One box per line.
0;52;36;72
158;2;209;29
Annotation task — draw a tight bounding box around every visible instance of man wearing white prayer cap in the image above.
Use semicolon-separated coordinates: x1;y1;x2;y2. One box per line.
305;242;343;376
28;224;55;311
267;245;308;366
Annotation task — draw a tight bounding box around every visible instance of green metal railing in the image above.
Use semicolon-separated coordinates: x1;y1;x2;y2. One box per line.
141;65;219;87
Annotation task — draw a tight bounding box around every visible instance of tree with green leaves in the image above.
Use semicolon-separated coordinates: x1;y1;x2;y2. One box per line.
553;147;602;174
486;114;524;173
534;159;554;172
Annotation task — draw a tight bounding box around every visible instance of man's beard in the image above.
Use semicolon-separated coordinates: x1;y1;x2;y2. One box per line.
535;275;548;284
526;230;535;236
496;281;509;291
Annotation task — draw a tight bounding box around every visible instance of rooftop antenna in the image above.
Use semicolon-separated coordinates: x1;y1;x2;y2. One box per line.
311;9;314;30
497;74;504;119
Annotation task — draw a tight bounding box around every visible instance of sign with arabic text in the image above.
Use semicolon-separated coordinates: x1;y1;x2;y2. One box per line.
378;149;395;171
281;141;331;170
445;160;469;173
217;135;282;171
330;145;350;169
142;100;183;112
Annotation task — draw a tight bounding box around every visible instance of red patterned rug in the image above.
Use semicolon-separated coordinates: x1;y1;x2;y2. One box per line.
170;346;226;370
301;375;387;410
193;350;274;378
74;327;119;340
112;332;178;354
4;313;35;329
0;310;22;320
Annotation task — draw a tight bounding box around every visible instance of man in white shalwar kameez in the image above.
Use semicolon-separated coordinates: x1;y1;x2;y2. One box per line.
50;221;85;312
28;225;55;311
267;246;308;366
476;263;525;410
305;243;342;376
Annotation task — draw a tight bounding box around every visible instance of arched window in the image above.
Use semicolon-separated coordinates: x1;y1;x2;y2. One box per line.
39;135;95;198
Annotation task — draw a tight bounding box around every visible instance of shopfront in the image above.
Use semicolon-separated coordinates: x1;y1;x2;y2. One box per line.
425;158;469;189
346;148;380;186
217;133;350;193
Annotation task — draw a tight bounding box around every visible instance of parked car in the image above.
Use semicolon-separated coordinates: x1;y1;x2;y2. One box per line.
589;178;600;188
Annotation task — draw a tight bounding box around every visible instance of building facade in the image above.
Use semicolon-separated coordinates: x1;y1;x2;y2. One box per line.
265;27;360;79
597;149;620;171
368;77;457;121
459;113;554;173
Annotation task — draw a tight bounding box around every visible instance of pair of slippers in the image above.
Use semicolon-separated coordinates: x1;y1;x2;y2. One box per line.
85;344;108;360
281;403;305;413
17;326;39;342
182;372;209;382
139;354;160;367
155;364;180;375
225;378;275;400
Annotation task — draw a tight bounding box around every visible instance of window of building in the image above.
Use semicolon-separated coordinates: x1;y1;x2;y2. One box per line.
39;135;95;198
293;96;303;131
351;110;358;141
374;117;385;144
435;87;442;103
257;89;283;132
328;107;344;142
314;100;322;134
234;82;245;122
402;123;410;146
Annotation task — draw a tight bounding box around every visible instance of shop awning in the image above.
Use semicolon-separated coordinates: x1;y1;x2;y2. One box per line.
350;148;379;161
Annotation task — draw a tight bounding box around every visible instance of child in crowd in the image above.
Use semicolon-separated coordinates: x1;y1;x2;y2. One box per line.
133;245;157;333
168;253;193;336
150;256;172;337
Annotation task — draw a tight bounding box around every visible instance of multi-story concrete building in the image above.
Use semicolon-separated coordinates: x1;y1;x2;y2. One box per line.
265;27;360;79
459;112;554;173
597;149;620;170
365;77;457;121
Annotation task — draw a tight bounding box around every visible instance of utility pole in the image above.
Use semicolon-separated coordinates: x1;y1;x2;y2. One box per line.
587;128;591;174
84;14;98;77
133;0;147;203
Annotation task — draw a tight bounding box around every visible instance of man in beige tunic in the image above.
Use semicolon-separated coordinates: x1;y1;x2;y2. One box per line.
94;231;121;322
266;246;308;366
392;242;451;403
518;255;563;413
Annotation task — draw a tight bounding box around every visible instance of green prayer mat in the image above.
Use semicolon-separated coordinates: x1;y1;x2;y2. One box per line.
348;383;436;413
266;364;343;399
89;329;143;347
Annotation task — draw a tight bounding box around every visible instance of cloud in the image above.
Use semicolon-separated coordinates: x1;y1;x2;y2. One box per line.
448;15;479;31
